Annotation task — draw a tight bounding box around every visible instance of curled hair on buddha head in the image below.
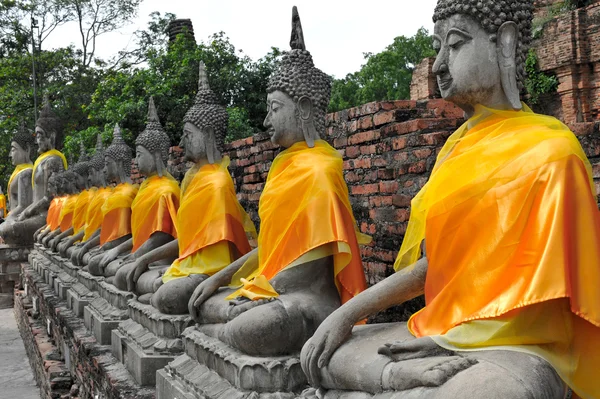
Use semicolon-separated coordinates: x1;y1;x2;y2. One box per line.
433;0;534;91
13;120;35;157
135;97;171;165
89;134;105;170
106;124;132;177
61;170;78;194
70;141;90;178
183;62;229;153
47;171;62;195
267;6;332;141
36;95;64;149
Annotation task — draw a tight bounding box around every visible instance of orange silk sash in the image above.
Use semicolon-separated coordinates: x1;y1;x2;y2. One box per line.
83;187;112;241
47;196;66;231
59;194;78;231
130;174;180;252
100;183;138;245
236;140;368;304
72;188;96;235
162;158;255;282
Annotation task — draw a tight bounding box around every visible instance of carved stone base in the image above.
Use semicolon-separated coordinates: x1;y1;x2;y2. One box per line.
55;271;77;300
66;282;97;317
111;300;193;386
83;281;134;345
155;326;305;398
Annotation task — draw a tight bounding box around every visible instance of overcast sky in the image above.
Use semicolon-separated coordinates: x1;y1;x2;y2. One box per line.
42;0;438;78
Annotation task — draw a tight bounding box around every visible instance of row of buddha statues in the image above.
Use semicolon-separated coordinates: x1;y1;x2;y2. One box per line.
5;2;599;398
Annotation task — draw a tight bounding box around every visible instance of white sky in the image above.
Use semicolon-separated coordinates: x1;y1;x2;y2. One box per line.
42;0;438;78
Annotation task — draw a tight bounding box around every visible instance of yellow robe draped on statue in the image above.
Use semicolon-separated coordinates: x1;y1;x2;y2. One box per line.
32;149;67;186
395;104;600;399
59;194;78;232
0;195;6;217
83;187;112;241
230;140;369;304
130;174;180;252
72;188;96;236
8;163;33;200
47;196;66;231
100;183;138;245
162;157;255;283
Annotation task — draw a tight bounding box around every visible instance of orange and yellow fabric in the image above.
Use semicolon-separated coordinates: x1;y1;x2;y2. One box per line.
395;104;600;399
100;183;139;245
83;186;112;241
72;188;96;236
0;194;6;217
32;149;67;186
47;196;66;231
58;194;78;232
162;157;256;283
130;174;180;252
229;140;369;304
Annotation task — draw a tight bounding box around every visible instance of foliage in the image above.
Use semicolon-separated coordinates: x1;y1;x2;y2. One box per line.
328;28;435;112
524;49;559;105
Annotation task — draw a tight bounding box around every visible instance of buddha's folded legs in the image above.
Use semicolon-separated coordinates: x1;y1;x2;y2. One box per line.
0;214;46;245
150;273;207;314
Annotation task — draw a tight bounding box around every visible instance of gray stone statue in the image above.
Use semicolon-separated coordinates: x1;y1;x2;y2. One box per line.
0;97;67;245
5;122;35;220
87;97;179;283
112;62;253;315
71;124;136;267
186;6;367;360
299;1;575;398
33;171;65;243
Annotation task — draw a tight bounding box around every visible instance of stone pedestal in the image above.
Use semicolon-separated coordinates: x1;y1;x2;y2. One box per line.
155;327;305;398
112;300;193;386
84;281;134;345
0;244;31;308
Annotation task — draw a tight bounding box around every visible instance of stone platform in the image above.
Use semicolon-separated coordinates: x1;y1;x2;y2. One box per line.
0;244;30;308
156;327;306;398
112;300;193;386
84;280;134;345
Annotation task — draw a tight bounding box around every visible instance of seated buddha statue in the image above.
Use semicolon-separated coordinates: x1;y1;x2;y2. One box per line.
0;96;67;245
33;173;65;243
5;122;35;221
87;97;180;282
0;188;6;220
300;1;600;398
49;143;92;252
71;124;138;267
187;8;368;357
59;135;113;258
42;170;78;248
112;63;255;314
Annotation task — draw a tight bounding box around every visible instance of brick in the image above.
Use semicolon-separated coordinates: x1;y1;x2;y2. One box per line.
346;145;361;158
413;148;433;159
358;116;374;130
360;145;377;155
392;194;412;207
351;184;379;196
333;137;348;147
379;181;399;194
369;196;393;207
408;161;427;174
353;158;372;169
348;130;379;145
373;111;396;126
392;137;407;150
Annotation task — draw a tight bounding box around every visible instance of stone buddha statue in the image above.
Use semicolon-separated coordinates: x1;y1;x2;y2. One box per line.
48;142;92;252
87;98;180;283
5;122;35;220
0;97;67;245
42;169;78;248
300;1;600;398
112;62;255;315
59;135;112;258
33;172;66;243
71;124;138;267
187;7;368;358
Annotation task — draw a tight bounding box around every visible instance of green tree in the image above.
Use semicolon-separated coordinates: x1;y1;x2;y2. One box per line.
329;27;435;112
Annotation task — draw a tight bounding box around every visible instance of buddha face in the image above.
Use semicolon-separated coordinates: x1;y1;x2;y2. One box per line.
35;126;55;153
264;91;305;148
10;141;29;166
180;122;207;163
104;156;119;183
136;145;157;177
433;14;504;108
74;171;88;191
88;167;104;187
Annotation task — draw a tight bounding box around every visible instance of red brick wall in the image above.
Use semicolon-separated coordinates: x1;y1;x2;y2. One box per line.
410;57;440;101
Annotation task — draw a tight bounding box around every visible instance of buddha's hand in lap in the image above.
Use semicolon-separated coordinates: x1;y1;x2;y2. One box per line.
99;248;120;270
301;310;354;388
188;274;229;323
378;336;455;362
226;297;276;321
126;258;150;292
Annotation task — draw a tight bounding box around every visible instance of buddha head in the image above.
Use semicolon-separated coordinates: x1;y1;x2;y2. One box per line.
70;141;90;191
432;0;533;113
105;124;133;184
11;121;35;166
47;172;62;198
61;170;78;195
35;96;63;153
135;97;170;178
264;6;331;149
88;134;106;188
180;62;228;164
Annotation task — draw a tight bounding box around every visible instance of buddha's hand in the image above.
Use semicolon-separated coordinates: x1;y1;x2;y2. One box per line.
188;275;225;323
126;258;149;292
301;310;353;388
378;336;454;362
99;248;119;270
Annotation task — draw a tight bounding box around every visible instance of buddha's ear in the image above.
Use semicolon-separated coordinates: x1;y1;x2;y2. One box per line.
204;126;217;164
298;96;318;148
497;22;522;110
154;152;165;178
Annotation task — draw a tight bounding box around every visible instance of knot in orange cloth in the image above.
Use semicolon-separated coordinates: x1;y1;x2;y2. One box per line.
130;174;180;252
100;183;139;245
